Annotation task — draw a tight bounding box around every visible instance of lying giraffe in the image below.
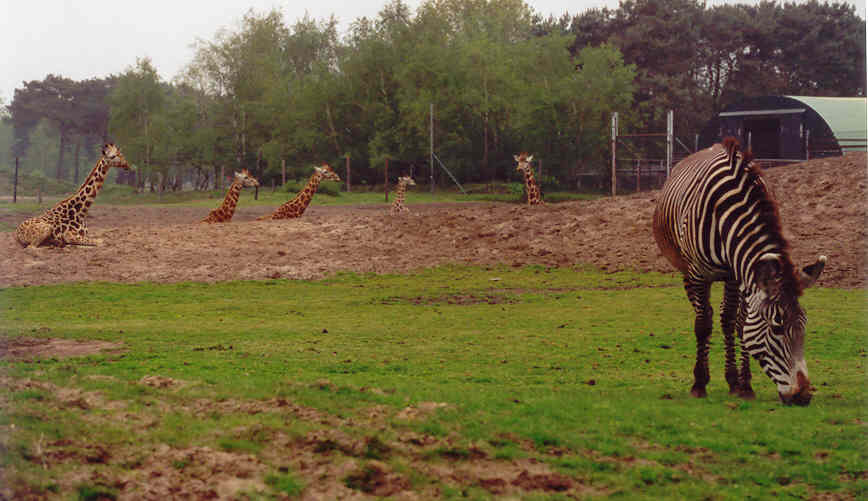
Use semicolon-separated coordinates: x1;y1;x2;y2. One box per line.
201;169;260;223
514;153;544;205
15;143;132;248
390;175;416;214
257;164;341;220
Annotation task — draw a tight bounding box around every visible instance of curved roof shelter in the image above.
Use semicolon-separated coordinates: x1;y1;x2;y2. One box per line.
698;95;867;160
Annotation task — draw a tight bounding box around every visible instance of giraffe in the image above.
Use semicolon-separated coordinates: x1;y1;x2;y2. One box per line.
201;169;260;223
15;143;132;248
514;153;544;205
390;175;416;214
257;164;341;220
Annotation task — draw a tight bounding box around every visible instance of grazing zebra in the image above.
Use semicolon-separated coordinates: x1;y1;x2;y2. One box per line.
653;138;826;405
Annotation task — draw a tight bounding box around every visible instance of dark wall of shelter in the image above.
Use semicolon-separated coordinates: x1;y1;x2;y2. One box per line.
698;96;840;159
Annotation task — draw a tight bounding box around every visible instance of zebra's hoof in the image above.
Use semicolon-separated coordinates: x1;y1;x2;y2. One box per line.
690;386;707;398
738;388;756;400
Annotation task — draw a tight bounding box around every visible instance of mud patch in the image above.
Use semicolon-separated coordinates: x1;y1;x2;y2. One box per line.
381;293;520;305
0;337;124;360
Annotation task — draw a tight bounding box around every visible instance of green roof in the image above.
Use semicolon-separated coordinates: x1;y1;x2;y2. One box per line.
787;96;867;151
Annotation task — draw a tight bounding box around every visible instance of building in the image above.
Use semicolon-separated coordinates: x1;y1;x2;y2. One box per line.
698;96;867;160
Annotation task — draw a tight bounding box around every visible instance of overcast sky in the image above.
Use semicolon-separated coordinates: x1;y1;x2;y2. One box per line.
1;0;865;104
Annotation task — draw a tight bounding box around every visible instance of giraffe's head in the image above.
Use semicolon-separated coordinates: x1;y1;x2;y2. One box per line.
514;153;534;174
746;254;826;406
314;164;341;182
398;175;416;186
102;143;132;170
236;169;260;187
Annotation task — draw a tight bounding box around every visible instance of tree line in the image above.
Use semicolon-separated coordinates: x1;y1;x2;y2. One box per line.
3;0;864;193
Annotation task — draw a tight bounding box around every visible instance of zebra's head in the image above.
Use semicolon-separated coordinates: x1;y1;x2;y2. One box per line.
746;253;827;405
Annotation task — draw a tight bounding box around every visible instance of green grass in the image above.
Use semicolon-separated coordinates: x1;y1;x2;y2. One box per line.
0;265;865;499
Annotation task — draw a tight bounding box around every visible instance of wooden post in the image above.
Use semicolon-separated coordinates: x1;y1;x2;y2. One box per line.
254;149;261;200
37;185;42;205
611;112;618;197
635;160;640;193
385;157;389;202
220;165;225;190
271;178;275;193
281;158;286;186
345;155;351;192
13;157;18;203
430;103;434;194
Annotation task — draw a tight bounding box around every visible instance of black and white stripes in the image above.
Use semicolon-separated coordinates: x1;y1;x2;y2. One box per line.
653;138;825;405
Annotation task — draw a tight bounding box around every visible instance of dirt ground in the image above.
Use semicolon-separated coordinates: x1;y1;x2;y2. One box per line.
1;153;863;289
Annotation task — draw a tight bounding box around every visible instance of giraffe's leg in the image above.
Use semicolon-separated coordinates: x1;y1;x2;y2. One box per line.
720;281;742;395
16;220;54;249
735;298;755;399
685;277;713;398
62;226;102;246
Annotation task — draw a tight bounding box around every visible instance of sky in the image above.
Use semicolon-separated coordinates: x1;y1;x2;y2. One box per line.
1;0;865;105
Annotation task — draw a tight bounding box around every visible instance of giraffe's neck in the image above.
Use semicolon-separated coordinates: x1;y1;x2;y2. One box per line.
522;169;540;200
58;157;111;215
394;181;408;205
289;173;322;214
218;179;244;219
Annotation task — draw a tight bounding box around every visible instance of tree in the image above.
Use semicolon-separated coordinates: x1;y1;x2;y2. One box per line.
109;58;166;190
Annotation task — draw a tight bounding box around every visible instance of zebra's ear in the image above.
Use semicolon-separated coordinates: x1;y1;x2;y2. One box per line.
527;155;534;162
799;255;827;289
754;253;783;296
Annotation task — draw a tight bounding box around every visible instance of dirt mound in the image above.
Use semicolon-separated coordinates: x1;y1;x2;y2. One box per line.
0;153;863;288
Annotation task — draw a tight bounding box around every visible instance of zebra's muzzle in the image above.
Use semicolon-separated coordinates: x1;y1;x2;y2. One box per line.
779;371;813;406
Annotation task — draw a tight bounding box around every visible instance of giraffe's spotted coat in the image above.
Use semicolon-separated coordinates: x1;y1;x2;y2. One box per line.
258;164;341;220
14;144;132;248
515;153;544;206
390;176;415;214
201;169;260;223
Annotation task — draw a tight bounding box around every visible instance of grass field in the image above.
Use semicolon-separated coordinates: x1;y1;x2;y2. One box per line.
1;265;865;499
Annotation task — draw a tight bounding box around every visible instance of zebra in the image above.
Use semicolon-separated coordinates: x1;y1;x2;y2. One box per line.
652;137;826;405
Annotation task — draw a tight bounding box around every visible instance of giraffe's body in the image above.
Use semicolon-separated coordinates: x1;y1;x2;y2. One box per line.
390;176;415;214
514;153;543;205
257;165;340;220
15;144;131;248
201;169;260;223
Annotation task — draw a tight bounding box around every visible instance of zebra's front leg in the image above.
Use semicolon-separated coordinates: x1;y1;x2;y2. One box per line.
720;281;742;395
735;298;755;399
686;278;713;398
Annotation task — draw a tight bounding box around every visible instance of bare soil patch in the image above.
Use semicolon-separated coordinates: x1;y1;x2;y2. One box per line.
0;153;863;288
0;337;123;360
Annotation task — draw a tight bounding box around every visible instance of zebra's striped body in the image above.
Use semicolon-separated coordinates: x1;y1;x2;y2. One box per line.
653;139;825;405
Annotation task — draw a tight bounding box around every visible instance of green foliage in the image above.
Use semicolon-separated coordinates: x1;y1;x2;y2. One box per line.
4;0;865;194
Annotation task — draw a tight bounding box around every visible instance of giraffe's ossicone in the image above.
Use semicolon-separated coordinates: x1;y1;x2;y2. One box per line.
15;144;132;248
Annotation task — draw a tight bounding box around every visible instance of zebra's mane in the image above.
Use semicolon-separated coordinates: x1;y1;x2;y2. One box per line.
722;137;802;296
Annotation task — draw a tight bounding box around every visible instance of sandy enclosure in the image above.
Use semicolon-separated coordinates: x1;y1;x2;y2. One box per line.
0;153;864;289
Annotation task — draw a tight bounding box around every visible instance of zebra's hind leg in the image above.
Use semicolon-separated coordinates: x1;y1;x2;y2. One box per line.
685;278;713;398
720;281;742;395
735;298;755;399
